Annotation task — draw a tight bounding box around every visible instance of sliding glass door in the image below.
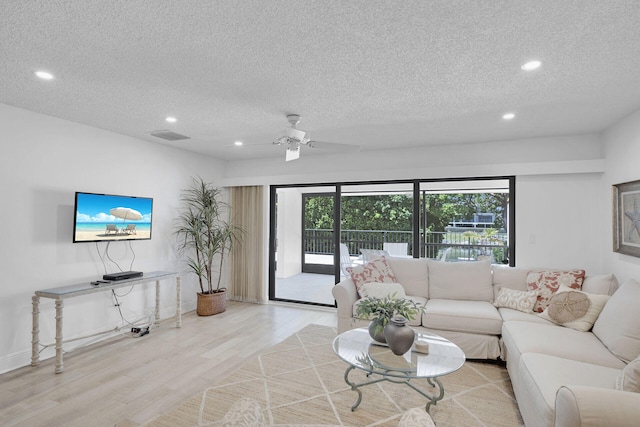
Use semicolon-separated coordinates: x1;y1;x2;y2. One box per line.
271;186;338;306
340;182;414;267
269;177;514;306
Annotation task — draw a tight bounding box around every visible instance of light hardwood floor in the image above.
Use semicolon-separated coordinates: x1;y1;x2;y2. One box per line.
0;302;337;427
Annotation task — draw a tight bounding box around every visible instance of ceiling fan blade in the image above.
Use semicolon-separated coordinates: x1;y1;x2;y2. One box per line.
307;140;360;152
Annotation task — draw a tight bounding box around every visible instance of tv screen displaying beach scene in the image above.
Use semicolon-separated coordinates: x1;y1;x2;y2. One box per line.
73;192;153;243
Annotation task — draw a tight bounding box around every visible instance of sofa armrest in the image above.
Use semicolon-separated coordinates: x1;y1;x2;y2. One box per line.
554;385;640;427
332;278;358;319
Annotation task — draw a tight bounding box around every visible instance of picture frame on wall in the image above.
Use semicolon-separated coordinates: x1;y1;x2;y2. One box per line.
613;179;640;257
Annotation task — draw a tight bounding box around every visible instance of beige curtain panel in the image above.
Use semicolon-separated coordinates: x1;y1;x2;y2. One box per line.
230;186;265;303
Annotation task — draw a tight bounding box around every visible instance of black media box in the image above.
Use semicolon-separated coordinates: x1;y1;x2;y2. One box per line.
103;271;143;281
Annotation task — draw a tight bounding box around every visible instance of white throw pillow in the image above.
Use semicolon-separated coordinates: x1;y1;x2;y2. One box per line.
359;282;407;299
593;278;640;363
538;285;610;332
493;287;538;313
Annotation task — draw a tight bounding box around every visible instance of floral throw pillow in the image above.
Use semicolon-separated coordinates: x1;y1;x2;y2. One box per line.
493;287;538;313
526;270;585;313
346;256;397;297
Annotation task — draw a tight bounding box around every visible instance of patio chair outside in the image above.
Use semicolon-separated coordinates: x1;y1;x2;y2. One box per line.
383;242;408;257
340;244;354;277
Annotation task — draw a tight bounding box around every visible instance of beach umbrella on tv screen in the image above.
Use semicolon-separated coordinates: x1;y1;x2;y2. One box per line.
110;207;142;221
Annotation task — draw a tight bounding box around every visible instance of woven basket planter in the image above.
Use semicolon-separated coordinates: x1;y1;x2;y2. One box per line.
196;290;227;316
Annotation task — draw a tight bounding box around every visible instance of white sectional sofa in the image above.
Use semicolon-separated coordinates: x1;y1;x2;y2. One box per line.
334;257;507;359
332;256;640;426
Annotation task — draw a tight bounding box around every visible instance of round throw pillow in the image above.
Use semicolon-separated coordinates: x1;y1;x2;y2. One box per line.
547;291;590;324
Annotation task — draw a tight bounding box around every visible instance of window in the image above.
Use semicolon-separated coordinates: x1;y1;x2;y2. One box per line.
269;177;514;306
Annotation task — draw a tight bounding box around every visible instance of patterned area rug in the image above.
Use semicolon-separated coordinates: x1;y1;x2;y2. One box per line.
145;325;523;426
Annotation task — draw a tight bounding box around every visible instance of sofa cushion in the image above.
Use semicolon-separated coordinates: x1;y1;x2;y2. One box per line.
346;256;397;297
617;355;640;393
593;278;640;363
582;273;619;295
538;285;609;332
493;287;538;313
423;299;502;335
387;257;429;298
358;282;406;299
492;265;530;291
501;321;626;369
427;259;493;301
515;353;620;427
498;307;553;324
526;269;585;313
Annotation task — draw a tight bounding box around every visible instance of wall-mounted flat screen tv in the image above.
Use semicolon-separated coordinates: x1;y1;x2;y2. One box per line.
73;192;153;243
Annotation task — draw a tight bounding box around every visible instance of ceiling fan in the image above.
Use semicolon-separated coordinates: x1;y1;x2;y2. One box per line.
273;114;358;161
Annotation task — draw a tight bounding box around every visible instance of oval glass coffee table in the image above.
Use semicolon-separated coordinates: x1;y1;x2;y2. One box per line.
332;327;465;413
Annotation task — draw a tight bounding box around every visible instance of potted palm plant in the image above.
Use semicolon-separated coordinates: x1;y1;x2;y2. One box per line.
175;177;243;316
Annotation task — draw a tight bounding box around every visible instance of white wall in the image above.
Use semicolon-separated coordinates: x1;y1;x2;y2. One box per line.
515;173;604;272
603;108;640;283
0;104;224;373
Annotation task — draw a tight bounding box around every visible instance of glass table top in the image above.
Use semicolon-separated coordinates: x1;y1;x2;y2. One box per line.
332;327;466;379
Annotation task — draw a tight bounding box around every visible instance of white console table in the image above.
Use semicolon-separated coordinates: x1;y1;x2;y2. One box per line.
31;271;181;373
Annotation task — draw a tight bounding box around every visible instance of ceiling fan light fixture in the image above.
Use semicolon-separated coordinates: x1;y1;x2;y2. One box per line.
285;142;301;161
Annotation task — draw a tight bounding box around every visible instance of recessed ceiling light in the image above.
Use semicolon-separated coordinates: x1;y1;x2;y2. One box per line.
503;113;515;120
35;70;54;80
165;116;177;123
234;141;243;146
521;60;541;71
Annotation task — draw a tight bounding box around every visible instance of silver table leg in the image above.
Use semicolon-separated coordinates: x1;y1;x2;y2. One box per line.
176;276;182;328
155;280;161;328
55;299;64;374
31;295;40;367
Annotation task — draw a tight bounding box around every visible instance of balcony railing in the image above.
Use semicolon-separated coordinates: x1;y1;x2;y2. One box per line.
304;229;509;263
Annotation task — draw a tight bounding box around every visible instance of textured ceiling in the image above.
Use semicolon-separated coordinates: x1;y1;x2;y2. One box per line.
2;1;640;161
